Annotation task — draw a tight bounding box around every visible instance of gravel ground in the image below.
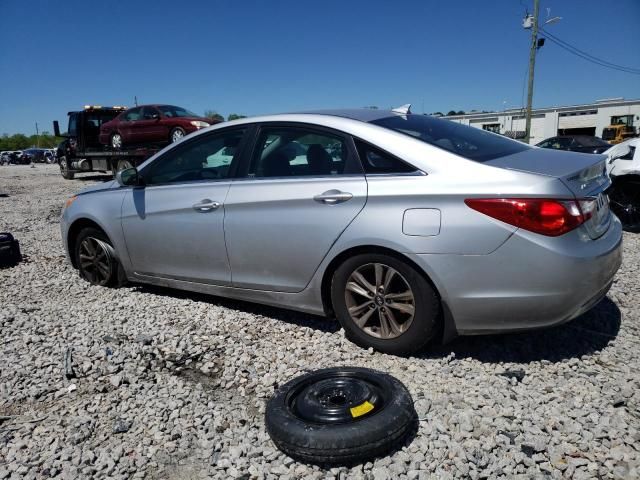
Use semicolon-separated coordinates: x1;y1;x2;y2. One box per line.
0;164;639;480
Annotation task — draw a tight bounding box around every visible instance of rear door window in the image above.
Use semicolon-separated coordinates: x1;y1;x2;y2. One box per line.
247;126;360;178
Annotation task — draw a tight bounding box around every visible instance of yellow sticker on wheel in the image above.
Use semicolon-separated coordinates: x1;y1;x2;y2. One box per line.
350;401;375;418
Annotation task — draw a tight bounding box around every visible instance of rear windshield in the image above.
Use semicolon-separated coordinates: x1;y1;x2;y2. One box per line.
370;115;530;162
577;136;610;147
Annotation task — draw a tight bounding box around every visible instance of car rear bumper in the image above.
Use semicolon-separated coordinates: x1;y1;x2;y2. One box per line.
408;216;623;335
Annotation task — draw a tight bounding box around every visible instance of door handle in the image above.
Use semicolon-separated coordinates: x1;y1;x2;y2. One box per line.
192;199;221;212
313;190;353;204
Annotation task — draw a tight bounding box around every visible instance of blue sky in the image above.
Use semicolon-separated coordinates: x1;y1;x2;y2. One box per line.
1;0;639;135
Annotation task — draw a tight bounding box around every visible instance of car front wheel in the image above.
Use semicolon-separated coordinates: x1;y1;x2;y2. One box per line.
331;253;440;355
170;127;186;143
74;227;125;287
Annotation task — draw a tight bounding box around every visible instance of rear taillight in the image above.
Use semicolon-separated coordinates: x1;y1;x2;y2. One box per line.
465;198;589;237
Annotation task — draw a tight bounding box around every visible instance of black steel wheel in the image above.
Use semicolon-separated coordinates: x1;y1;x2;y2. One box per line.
74;227;123;287
265;367;416;466
331;253;441;356
609;178;640;232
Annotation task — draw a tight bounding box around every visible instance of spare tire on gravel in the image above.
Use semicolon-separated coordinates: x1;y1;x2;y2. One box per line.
0;232;21;267
265;367;417;466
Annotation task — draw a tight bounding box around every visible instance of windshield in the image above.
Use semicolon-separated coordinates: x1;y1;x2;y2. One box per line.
157;105;199;118
370;115;530;162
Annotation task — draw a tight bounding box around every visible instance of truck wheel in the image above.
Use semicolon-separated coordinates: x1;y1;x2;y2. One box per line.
74;227;125;287
110;133;123;149
331;253;440;356
59;156;75;180
609;177;640;232
265;367;417;466
170;127;186;143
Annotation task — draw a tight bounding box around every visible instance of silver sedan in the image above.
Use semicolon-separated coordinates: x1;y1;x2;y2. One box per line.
60;108;622;355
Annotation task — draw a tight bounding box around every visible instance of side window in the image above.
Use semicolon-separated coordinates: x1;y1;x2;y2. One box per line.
68;114;78;136
537;140;550;148
141;107;159;120
355;140;417;174
248;127;357;178
124;108;142;121
147;128;246;184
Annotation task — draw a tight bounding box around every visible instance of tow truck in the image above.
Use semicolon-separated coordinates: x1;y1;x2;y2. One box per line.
53;105;160;180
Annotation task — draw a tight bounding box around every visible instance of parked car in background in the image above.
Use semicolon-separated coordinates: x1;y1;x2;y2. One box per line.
0;152;10;165
21;148;48;163
99;104;217;149
605;138;640;231
536;135;611;154
61;107;621;355
4;151;26;164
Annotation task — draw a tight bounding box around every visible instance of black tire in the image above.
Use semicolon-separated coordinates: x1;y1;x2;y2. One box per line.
74;227;125;287
170;127;186;143
265;367;416;466
59;156;74;180
331;253;440;356
609;177;640;232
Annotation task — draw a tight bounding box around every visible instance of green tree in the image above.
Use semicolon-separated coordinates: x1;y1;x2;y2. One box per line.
227;113;247;121
456;110;466;115
204;110;224;122
446;110;457;116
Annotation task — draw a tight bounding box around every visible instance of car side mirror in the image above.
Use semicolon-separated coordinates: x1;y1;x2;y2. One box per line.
152;113;160;120
116;167;141;187
608;144;632;163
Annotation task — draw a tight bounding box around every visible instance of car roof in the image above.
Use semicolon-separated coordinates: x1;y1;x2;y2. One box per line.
295;109;398;123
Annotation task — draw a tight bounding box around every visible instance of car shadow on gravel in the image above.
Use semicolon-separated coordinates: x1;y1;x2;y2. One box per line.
132;284;341;334
73;174;113;182
428;297;621;363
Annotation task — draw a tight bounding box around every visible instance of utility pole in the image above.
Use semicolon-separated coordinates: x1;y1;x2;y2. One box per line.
524;0;540;144
35;122;40;148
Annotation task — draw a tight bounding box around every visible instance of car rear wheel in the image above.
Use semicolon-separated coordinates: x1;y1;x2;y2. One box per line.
170;127;186;143
74;227;124;287
110;133;123;149
331;253;440;355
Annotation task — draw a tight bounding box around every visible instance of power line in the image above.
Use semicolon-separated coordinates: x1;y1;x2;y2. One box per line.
539;27;640;75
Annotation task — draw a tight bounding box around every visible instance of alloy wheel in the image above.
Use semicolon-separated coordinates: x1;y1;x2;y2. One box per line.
171;129;185;142
78;237;113;286
111;134;123;149
344;263;415;339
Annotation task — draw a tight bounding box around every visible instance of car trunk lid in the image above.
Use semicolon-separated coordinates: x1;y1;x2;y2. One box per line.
486;148;611;239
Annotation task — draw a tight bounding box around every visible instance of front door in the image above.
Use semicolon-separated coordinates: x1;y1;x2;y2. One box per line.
137;106;165;144
121;127;248;284
224;124;367;292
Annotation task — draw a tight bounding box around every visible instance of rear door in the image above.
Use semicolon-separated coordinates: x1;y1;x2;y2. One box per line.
224;123;367;292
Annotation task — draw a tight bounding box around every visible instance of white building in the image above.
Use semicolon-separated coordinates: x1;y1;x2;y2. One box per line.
443;98;640;144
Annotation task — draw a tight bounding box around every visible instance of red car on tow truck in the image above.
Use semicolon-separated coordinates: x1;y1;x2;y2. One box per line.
98;104;216;149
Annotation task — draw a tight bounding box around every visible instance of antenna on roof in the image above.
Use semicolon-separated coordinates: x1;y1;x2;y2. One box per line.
391;104;412;115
